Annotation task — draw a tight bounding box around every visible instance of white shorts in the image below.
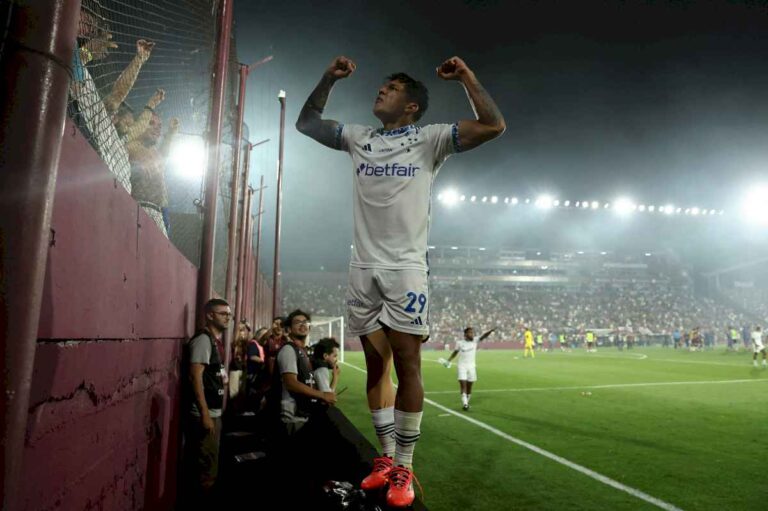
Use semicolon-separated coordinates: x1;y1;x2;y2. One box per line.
346;267;429;337
457;364;477;382
754;342;765;354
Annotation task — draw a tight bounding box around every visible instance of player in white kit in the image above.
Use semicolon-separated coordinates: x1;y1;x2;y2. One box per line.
296;55;505;507
751;326;766;368
444;327;497;410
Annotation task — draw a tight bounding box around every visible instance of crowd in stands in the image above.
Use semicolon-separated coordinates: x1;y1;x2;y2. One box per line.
722;287;768;324
281;276;751;345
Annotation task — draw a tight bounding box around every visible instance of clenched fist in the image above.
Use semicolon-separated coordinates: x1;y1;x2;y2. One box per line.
437;56;473;81
325;56;357;80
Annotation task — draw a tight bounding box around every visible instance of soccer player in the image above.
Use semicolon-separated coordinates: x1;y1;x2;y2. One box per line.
444;327;496;410
751;326;766;368
523;327;535;358
296;55;505;507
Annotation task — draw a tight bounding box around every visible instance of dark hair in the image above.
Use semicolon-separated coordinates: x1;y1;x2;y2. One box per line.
286;309;311;328
240;319;252;332
387;72;429;121
272;316;284;323
464;326;473;334
312;337;340;366
204;298;229;314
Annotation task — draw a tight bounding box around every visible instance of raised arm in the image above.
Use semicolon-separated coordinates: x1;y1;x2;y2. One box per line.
104;40;155;115
478;328;497;342
295;56;356;148
437;56;505;151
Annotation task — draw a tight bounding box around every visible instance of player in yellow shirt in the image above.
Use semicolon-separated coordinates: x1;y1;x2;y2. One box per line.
524;327;535;358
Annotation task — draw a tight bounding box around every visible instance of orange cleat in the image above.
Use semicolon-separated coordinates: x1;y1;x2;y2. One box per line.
386;465;417;508
360;456;393;491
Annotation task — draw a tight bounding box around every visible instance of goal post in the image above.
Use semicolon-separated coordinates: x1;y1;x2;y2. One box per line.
309;316;346;363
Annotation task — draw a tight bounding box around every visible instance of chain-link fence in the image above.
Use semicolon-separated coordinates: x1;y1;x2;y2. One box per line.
69;0;217;263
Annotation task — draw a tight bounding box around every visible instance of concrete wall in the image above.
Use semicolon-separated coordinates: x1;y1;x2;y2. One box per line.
21;122;198;510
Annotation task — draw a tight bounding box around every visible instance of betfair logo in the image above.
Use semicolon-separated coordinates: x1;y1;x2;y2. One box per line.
357;162;419;177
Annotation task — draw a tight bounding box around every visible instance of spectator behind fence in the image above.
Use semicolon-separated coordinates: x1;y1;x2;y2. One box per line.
71;5;156;192
183;299;230;504
312;337;341;394
264;316;287;384
247;327;268;410
127;108;180;237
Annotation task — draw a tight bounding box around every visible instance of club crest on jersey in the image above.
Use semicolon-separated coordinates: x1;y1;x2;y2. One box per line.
357;162;419;177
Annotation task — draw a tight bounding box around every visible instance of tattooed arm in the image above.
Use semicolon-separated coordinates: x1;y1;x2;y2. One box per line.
437;56;506;151
295;56;356;149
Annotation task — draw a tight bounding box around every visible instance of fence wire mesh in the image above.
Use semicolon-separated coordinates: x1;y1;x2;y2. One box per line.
69;0;217;263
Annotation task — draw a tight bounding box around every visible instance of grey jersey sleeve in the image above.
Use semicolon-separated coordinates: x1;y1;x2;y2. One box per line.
314;367;333;392
188;334;211;365
276;346;298;375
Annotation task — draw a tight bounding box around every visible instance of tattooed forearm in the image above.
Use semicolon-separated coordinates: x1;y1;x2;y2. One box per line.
461;73;504;128
299;74;336;121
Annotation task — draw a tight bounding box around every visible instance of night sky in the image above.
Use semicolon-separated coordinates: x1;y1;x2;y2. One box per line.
234;0;768;272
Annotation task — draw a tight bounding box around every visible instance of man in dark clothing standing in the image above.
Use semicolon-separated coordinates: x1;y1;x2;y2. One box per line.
183;298;230;502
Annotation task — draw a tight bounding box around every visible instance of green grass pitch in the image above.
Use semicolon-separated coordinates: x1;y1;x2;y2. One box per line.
336;347;768;510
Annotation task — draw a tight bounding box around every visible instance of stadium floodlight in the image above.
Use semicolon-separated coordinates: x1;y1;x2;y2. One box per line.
553;199;560;207
645;252;652;256
481;196;488;203
511;197;519;205
564;200;571;207
675;207;682;214
479;247;486;251
441;189;459;206
740;184;768;226
719;210;725;215
581;201;590;209
591;201;599;209
661;204;674;215
648;205;656;212
691;207;700;216
638;204;646;212
169;136;207;180
575;201;581;207
613;197;636;216
600;251;607;255
577;250;584;254
525;198;531;204
684;208;690;215
504;197;509;204
491;196;498;204
604;202;610;209
451;246;459;250
470;195;477;202
535;194;554;209
460;195;466;201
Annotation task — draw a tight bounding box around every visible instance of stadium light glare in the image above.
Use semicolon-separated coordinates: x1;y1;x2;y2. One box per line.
511;197;519;205
581;201;589;209
478;247;486;251
470;195;476;202
638;204;646;212
661;204;674;214
441;189;459;206
577;251;584;254
600;251;607;255
169;136;207;180
525;198;531;204
691;207;700;216
676;207;682;214
504;197;509;204
648;205;656;212
740;184;768;226
451;246;459;250
535;194;554;209
553;199;560;207
645;252;652;256
491;196;498;204
613;197;636;215
482;196;488;203
460;195;466;201
437;193;443;201
604;202;610;209
591;201;599;209
575;201;581;207
564;200;571;207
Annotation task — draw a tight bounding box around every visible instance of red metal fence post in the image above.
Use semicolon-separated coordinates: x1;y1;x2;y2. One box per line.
197;0;233;309
253;175;265;324
0;1;81;508
272;91;286;318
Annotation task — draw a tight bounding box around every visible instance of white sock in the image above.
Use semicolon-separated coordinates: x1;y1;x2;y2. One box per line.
461;393;468;406
371;406;395;457
467;393;471;403
394;409;422;468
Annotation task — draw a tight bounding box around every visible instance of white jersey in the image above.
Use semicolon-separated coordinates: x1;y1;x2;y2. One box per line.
752;330;764;347
454;339;478;366
338;123;458;270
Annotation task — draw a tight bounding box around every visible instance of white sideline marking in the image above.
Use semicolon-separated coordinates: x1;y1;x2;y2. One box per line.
424;378;768;395
341;360;684;511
